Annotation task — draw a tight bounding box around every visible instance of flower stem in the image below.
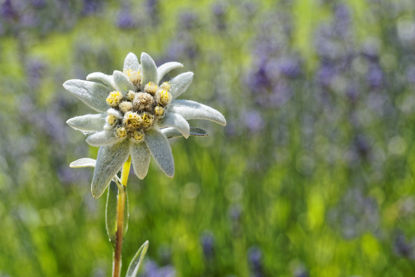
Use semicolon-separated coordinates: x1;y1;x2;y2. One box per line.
112;156;131;277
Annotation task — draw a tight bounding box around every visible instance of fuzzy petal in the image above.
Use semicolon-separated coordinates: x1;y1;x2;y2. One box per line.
86;72;114;88
130;142;151;180
69;158;96;168
144;129;174;177
66;114;106;134
91;141;129;198
140;52;158;88
86;130;124;147
162;127;208;139
169;72;193;99
159;112;190;138
113;70;135;95
169;100;226;126
123;52;140;71
63;79;110;112
157;62;183;83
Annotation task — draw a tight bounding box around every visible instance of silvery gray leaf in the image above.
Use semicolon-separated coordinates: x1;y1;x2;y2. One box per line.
130;142;151;180
66;114;106;133
69;158;97;168
63;79;111;112
140;52;157;89
169;100;226;126
159;112;190;138
91;141;129;199
162;127;208;139
86;131;124;147
144;129;174;177
69;158;123;186
113;70;135;95
86;72;114;88
169;72;194;99
124;52;140;72
157;62;183;83
126;241;149;277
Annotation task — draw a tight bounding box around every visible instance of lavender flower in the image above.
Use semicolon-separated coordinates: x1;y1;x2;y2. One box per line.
200;231;215;260
142;260;175;277
116;5;135;29
248;247;264;277
242;110;264;133
394;232;415;259
211;2;227;31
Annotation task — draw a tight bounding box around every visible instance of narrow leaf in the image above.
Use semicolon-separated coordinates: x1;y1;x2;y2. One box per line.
124;52;140;72
126;241;149;277
105;184;129;248
162;127;208;139
157;62;183;83
105;182;118;247
69;158;97;168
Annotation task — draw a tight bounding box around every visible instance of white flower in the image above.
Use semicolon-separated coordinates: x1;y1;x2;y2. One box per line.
64;52;226;198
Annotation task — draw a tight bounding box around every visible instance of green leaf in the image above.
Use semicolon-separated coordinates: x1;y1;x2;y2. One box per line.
124;187;129;234
126;241;149;277
105;182;118;247
105;183;130;248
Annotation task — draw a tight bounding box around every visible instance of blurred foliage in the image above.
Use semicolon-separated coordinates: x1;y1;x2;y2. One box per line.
1;0;415;276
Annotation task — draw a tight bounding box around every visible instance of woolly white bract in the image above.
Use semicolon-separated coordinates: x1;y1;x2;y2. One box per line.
64;52;226;198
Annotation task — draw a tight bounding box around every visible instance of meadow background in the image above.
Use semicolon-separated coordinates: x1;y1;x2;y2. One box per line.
1;0;415;276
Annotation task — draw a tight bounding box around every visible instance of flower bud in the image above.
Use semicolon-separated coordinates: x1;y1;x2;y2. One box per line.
144;82;158;95
116;126;127;138
131;130;145;143
123;111;142;130
119;101;133;113
141;112;154;128
106;91;123;107
133;92;154;111
124;69;141;86
154;106;165;117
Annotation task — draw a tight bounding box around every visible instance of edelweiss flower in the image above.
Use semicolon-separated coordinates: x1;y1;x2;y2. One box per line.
64;52;226;198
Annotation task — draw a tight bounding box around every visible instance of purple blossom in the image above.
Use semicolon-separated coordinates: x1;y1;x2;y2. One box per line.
277;56;302;78
353;134;371;160
211;2;227;31
294;267;309;277
200;231;215;260
145;0;160;26
30;0;46;9
245;60;272;92
26;59;47;89
165;36;198;60
406;66;415;83
116;5;135;29
328;187;379;239
394;232;415;259
315;64;337;88
82;0;102;16
178;11;198;31
142;260;175;277
0;0;18;20
248;247;264;277
333;3;351;36
367;64;384;89
58;166;79;185
242;110;264;133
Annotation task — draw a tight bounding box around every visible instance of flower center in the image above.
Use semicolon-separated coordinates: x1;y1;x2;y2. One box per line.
105;74;171;143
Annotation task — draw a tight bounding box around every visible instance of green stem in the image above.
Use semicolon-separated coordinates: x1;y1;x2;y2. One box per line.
112;156;131;277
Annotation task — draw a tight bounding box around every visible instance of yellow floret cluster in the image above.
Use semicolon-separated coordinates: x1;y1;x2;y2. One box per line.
105;79;172;142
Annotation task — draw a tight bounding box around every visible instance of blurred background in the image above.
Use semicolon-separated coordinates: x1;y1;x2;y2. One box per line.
1;0;415;276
